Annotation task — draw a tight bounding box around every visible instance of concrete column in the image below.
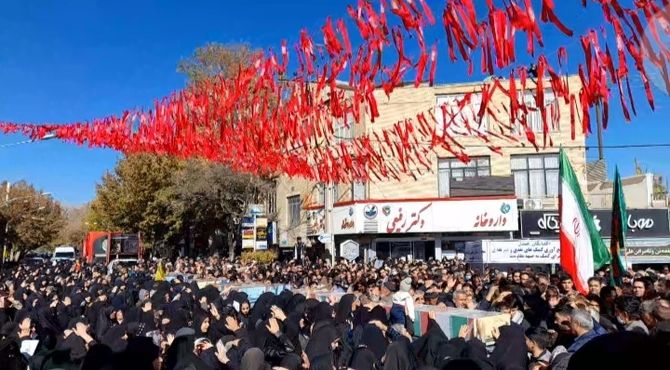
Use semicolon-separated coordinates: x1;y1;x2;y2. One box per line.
434;238;442;260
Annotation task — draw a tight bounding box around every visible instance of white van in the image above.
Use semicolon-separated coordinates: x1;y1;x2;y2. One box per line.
52;246;76;262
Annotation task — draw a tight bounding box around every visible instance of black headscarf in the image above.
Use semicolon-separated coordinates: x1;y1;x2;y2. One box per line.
250;292;276;328
360;324;388;362
286;294;306;315
241;347;270;370
80;344;114;370
305;321;339;362
55;317;90;364
567;332;664;370
164;334;210;370
411;318;448;368
383;338;416;370
369;306;388;326
488;324;527;370
279;353;303;370
163;301;189;335
193;313;210;339
310;352;335;370
310;302;334;324
350;347;377;370
100;324;128;353
335;294;356;325
120;337;161;370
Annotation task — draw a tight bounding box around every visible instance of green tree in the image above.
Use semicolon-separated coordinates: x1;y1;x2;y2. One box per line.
87;44;277;259
176;43;277;258
177;43;255;84
87;154;183;249
58;204;90;247
1;180;64;256
172;159;274;258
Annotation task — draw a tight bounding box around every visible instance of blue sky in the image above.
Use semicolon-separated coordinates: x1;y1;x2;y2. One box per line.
1;0;669;205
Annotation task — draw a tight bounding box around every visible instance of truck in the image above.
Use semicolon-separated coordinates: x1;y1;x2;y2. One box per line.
82;231;143;264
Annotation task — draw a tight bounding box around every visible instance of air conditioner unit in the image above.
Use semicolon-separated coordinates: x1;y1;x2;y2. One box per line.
524;199;542;210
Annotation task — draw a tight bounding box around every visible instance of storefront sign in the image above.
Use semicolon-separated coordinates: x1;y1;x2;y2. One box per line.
333;197;518;235
521;209;670;238
364;204;378;219
317;234;332;243
254;217;268;250
241;217;255;228
625;246;670;258
464;240;559;264
240;216;269;250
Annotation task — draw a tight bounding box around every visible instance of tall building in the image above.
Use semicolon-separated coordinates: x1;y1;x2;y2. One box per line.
273;76;592;265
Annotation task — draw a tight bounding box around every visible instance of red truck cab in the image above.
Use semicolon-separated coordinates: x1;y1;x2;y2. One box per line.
82;231;142;264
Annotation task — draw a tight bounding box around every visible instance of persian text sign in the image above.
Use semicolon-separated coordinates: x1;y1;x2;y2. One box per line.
521;209;670;238
484;239;559;264
332;197;518;235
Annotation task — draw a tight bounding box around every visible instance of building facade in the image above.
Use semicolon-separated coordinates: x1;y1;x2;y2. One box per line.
273;76;604;265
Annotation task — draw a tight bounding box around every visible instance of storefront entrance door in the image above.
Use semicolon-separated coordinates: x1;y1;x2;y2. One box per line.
375;239;434;261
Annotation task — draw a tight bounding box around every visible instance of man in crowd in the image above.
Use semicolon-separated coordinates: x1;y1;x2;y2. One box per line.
588;277;602;296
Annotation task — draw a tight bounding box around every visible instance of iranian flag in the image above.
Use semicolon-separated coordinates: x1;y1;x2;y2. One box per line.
609;167;627;286
559;149;610;294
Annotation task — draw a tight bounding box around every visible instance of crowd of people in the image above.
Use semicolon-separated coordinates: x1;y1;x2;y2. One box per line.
1;255;669;370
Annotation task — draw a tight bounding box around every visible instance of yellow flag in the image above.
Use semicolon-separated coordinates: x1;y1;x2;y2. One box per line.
155;260;166;281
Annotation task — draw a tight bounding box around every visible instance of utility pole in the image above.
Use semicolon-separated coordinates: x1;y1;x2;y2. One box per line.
324;184;335;265
596;101;604;160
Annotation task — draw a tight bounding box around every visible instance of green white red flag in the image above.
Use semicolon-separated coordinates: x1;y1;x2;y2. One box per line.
609;167;627;286
559;149;610;294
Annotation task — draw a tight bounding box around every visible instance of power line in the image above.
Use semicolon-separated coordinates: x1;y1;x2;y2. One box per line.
0;134;56;149
0;139;36;149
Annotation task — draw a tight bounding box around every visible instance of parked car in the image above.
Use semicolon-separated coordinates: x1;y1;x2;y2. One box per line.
21;255;46;266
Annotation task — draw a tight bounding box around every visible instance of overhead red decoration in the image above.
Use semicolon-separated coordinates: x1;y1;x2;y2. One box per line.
1;0;669;184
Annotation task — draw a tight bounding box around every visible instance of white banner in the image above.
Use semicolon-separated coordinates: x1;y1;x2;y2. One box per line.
332;197;518;235
466;239;559;264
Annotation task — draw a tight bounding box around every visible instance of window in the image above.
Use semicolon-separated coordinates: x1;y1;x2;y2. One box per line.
511;154;559;198
317;184;325;205
333;113;354;143
515;91;557;133
287;195;301;228
333;184;340;203
435;93;488;136
352;182;366;201
438;157;491;197
267;191;277;214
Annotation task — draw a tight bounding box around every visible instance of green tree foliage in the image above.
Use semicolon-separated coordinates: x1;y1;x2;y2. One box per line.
177;43;255;84
87;154;184;248
88;44;277;258
58;204;89;247
172;160;274;256
0;180;64;254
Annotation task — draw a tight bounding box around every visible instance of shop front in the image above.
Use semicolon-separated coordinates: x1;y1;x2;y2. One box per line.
332;196;519;261
520;208;670;267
